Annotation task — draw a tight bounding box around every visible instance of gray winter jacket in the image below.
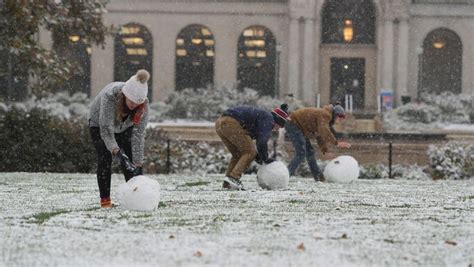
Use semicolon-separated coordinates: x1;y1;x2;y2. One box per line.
88;82;149;164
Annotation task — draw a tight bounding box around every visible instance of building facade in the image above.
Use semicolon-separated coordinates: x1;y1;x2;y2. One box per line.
36;0;474;113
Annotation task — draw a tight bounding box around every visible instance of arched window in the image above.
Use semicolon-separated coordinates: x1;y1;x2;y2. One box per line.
0;51;28;101
175;24;215;90
114;23;153;100
237;26;276;96
53;32;91;96
322;0;376;44
420;28;462;94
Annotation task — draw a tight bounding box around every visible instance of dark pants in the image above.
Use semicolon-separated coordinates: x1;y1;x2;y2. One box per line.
285;122;321;180
90;127;134;198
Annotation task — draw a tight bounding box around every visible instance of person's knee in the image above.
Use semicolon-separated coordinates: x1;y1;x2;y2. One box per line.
248;149;257;159
241;149;257;161
294;149;305;158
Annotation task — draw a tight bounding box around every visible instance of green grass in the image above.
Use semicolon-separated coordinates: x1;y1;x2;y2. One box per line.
164;218;192;227
82;207;101;212
288;199;305;204
118;214;130;220
461;195;474;201
134;213;153;219
177;181;211;187
387;203;412;208
61;190;87;193
212;214;227;222
30;210;70;224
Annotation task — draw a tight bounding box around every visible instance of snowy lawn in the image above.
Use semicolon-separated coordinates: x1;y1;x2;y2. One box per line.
1;173;473;266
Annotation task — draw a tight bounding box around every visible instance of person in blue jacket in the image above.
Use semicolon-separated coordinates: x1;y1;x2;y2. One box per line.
215;104;289;190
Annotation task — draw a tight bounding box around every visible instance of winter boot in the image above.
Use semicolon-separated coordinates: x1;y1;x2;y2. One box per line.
223;176;245;191
100;197;112;208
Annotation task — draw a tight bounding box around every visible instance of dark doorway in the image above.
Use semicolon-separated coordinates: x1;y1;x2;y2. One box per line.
0;51;28;101
330;58;365;110
114;23;153;101
53;32;91;96
237;26;276;96
421;28;462;95
175;24;215;91
322;0;376;44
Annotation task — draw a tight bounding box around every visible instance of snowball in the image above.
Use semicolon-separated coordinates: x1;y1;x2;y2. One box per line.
257;161;289;190
323;155;359;183
116;175;161;211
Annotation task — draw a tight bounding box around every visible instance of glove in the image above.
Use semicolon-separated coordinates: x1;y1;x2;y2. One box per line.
135;166;143;176
117;149;138;176
255;154;263;165
263;157;276;164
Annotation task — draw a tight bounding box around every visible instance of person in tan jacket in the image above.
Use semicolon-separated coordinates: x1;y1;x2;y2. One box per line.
285;103;351;181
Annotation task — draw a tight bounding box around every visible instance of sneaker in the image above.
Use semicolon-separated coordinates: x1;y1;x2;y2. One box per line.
222;176;245;191
100;197;112;208
314;174;326;182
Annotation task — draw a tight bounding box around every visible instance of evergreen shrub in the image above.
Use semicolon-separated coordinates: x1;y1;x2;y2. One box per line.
149;86;288;121
427;142;474;180
0;108;95;172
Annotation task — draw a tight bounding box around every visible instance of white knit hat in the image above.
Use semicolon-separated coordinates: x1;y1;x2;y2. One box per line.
122;70;150;104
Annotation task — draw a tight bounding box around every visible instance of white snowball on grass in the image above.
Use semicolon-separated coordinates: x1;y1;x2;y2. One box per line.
116;175;161;211
323;155;359;183
257;161;289;190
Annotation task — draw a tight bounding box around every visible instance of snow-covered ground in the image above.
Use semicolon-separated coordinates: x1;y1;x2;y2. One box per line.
1;173;473;266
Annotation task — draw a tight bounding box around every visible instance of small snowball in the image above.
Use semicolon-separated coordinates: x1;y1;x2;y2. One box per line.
323;155;359;183
257;161;290;190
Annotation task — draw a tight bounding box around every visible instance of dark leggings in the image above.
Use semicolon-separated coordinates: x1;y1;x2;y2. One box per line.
90;127;134;198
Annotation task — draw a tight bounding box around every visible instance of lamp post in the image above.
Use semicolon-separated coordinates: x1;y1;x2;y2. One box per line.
416;45;424;101
274;43;282;98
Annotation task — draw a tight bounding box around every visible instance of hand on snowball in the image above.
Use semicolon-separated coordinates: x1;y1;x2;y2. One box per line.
134;166;144;176
263;158;276;165
116;149;140;176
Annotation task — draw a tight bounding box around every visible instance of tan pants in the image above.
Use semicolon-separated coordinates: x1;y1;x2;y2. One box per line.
215;116;257;179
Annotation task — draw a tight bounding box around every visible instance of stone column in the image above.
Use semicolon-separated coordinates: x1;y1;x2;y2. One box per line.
313;18;321;105
215;30;238;89
302;17;315;104
90;36;114;97
396;18;409;105
381;18;394;91
287;17;300;98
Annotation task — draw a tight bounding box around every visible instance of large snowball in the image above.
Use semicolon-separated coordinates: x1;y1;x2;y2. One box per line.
257;161;290;190
323;155;359;183
116;175;161;211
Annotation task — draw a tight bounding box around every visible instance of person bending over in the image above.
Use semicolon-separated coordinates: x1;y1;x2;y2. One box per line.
215;104;289;190
88;69;150;207
285;103;351;181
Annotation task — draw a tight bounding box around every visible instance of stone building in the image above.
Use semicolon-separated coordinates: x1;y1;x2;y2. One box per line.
34;0;474;113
